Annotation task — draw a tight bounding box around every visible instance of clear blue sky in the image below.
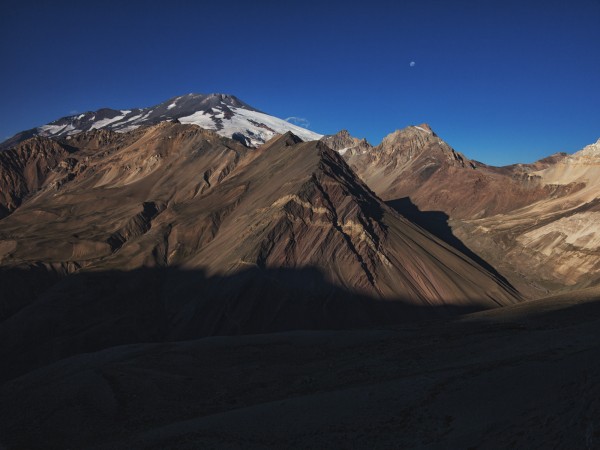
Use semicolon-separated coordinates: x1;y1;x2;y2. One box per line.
1;0;598;165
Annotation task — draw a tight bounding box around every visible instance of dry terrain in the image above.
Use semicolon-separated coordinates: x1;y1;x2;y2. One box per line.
338;127;600;296
1;116;599;449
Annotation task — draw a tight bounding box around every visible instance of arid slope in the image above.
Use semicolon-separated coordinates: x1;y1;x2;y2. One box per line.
344;125;599;295
453;139;600;294
0;124;521;380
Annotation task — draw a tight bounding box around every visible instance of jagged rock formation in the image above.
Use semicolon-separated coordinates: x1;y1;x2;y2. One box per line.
0;137;75;218
320;129;372;156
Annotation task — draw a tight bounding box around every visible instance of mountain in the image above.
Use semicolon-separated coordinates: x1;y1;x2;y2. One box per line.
453;138;600;295
2;95;598;449
0;93;322;150
340;125;599;296
3;104;596;298
344;124;580;220
320;129;372;156
0;123;520;380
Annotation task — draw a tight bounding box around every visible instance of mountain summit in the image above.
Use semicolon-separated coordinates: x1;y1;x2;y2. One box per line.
320;130;372;156
0;93;323;150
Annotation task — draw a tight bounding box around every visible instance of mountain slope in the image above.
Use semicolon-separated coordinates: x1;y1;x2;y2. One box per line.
0;125;519;307
0;125;521;379
0;93;322;150
453;138;600;294
342;125;599;295
345;124;580;219
0;136;76;218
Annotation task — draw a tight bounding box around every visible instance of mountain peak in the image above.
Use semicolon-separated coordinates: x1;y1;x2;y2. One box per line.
262;131;304;148
414;123;433;133
570;137;600;161
381;124;441;146
320;129;372;156
0;93;323;150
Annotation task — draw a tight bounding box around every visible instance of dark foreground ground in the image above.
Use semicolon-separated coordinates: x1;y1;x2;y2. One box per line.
1;287;600;449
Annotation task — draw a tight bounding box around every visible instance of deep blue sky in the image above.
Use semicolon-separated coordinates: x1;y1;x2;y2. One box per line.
1;0;598;165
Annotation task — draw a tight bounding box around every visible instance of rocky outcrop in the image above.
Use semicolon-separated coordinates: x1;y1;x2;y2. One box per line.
320;129;372;156
0;137;74;217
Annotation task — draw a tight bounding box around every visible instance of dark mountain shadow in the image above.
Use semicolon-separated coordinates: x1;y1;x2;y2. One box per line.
1;280;598;450
0;264;65;321
0;265;485;384
386;197;513;288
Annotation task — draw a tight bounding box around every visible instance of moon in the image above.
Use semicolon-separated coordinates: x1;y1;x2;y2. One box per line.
410;61;416;67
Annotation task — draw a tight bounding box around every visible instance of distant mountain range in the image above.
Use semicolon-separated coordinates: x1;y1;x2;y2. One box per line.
1;92;599;299
0;93;322;150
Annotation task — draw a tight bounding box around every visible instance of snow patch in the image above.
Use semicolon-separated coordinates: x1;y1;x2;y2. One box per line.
571;140;600;160
39;124;68;135
413;126;431;134
178;110;218;130
38;123;78;137
31;99;322;148
91;114;127;129
179;106;322;147
121;113;143;123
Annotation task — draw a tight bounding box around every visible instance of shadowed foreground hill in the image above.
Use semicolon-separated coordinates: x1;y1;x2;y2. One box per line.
1;286;598;450
0;266;481;384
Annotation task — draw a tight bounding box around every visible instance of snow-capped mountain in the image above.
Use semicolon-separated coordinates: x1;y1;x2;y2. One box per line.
0;93;323;149
567;138;600;162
